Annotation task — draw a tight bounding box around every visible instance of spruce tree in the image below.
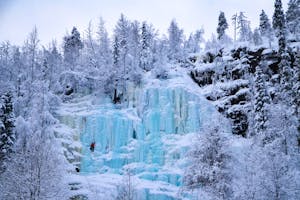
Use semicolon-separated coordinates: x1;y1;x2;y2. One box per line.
273;0;285;33
260;10;275;48
286;0;300;35
63;27;83;69
140;22;154;71
167;20;184;62
260;10;272;36
114;14;130;85
111;35;123;103
0;92;15;173
253;28;263;46
273;0;287;54
292;51;300;139
280;52;293;105
254;66;270;139
217;11;228;40
113;35;121;69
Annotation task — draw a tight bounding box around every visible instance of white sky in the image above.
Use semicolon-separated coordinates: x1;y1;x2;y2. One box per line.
0;0;289;46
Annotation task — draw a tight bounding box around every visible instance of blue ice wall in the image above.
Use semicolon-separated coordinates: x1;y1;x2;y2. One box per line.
60;82;219;199
77;86;215;175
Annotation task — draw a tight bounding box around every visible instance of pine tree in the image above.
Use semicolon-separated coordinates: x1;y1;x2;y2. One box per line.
217;11;228;40
0;92;15;173
253;65;270;139
286;0;300;35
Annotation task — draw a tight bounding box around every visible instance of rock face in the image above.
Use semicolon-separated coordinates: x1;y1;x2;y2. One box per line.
190;47;284;137
58;76;224;199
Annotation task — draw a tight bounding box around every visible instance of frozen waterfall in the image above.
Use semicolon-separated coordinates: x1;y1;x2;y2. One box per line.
58;74;223;200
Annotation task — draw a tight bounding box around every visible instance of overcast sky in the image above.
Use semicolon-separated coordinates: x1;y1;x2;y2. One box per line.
0;0;289;46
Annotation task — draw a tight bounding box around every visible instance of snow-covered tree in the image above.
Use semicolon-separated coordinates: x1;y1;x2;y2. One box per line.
116;168;136;200
128;21;140;70
127;21;143;85
184;29;204;54
237;12;252;42
0;92;15;173
106;14;131;103
183;117;232;200
260;10;272;37
217;11;228;40
114;14;130;73
63;27;83;70
42;42;62;91
292;50;300;136
286;0;300;36
167;19;184;62
205;34;221;54
232;13;238;42
151;38;169;79
237;139;299;200
237;103;300;200
139;21;155;71
97;17;112;73
0;41;12;84
259;9;274;47
12;47;23;96
273;0;286;33
115;14;131;78
109;35;124;103
82;21;98;74
279;52;293;104
0;120;68;200
0;58;68;199
260;142;300;200
253;65;270;140
253;28;263;46
26;27;39;83
273;0;287;54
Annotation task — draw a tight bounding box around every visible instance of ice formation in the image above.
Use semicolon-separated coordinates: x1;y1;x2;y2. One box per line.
58;71;223;199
